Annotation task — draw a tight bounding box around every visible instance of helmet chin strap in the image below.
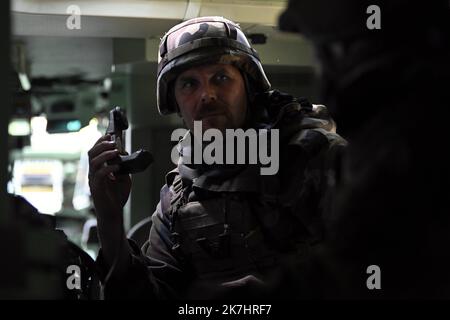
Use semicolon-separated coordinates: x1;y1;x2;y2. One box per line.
240;71;260;129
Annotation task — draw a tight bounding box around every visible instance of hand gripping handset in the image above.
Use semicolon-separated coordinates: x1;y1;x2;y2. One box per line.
106;106;153;174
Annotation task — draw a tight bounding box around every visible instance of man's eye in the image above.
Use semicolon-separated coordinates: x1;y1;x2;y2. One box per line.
216;74;229;82
181;80;195;89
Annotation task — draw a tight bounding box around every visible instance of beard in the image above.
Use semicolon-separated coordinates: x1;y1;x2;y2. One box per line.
193;101;236;132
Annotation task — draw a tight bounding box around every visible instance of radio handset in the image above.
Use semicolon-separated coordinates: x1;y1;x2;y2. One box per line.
106;106;153;175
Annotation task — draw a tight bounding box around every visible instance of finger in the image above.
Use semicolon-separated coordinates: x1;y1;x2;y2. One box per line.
90;164;120;184
114;174;131;185
88;136;115;157
89;149;120;172
107;170;129;181
93;134;111;147
89;134;112;152
115;174;131;183
88;139;117;160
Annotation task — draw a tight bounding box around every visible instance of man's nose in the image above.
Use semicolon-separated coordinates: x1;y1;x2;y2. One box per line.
200;84;217;104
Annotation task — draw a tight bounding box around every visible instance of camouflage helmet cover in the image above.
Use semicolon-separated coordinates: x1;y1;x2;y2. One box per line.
157;16;271;115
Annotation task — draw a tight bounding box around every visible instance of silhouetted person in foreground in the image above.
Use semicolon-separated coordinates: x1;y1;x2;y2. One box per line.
279;0;450;298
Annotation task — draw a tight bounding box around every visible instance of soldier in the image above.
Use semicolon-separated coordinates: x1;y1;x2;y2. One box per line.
279;1;450;297
88;16;346;299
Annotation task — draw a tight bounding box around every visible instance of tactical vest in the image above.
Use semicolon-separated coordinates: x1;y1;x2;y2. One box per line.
162;93;345;285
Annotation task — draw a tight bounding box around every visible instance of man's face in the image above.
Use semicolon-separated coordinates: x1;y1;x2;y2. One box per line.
174;63;248;133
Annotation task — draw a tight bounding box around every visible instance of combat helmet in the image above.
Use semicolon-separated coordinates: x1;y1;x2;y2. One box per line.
157;16;271;115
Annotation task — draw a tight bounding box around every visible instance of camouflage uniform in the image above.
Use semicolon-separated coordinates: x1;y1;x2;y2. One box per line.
96;17;347;299
97;90;346;299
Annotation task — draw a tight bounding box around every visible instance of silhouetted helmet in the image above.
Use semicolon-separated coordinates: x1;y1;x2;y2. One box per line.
278;0;450;44
157;16;271;115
